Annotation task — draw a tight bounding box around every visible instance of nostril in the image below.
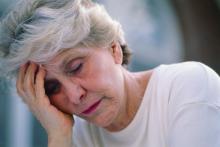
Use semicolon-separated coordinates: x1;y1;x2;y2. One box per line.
80;93;85;101
79;87;87;101
65;82;86;104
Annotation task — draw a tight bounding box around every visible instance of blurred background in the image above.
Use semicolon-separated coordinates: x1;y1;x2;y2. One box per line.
0;0;220;146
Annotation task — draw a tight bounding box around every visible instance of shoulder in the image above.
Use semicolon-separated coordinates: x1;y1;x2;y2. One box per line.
154;61;220;106
156;61;219;81
157;62;220;112
156;61;220;90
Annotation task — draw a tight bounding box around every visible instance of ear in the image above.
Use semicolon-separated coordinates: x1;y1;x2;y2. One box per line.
110;41;123;64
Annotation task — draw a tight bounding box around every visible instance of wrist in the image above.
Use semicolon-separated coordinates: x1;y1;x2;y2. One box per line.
48;130;73;147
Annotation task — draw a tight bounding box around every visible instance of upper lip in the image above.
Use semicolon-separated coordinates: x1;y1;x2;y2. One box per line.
81;99;101;114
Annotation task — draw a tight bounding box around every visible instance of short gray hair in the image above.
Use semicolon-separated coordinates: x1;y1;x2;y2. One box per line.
0;0;131;77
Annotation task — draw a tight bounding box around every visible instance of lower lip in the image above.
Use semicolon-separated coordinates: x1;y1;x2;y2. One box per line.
82;100;102;115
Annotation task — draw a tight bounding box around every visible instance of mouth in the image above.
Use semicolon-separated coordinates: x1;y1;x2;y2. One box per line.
81;99;102;115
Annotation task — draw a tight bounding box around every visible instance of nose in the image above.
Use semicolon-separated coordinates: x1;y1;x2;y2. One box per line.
62;81;86;105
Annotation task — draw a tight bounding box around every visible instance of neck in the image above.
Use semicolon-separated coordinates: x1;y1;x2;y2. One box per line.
105;68;153;132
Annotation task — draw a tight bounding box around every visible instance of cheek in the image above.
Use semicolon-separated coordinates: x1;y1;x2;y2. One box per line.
86;64;119;90
84;73;116;95
49;94;73;114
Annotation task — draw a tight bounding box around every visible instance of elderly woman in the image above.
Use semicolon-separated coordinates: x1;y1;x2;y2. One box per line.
0;0;220;147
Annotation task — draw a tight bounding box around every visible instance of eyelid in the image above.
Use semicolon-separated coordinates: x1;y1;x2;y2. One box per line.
65;58;83;75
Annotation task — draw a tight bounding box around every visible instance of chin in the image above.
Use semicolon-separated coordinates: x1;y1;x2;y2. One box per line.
92;109;118;128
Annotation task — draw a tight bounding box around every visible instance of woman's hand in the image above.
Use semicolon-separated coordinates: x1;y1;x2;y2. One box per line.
16;62;74;146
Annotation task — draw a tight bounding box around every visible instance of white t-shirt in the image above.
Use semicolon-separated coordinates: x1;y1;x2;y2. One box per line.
72;62;220;147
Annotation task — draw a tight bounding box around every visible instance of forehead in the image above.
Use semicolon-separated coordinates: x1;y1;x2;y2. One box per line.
50;48;89;64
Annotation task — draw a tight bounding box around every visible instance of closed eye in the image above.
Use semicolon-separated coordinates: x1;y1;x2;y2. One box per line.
65;58;84;76
67;63;83;75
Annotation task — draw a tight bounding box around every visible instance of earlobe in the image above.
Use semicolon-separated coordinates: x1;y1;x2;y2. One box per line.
110;42;123;64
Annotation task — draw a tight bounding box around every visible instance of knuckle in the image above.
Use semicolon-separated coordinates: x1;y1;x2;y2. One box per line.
16;87;24;98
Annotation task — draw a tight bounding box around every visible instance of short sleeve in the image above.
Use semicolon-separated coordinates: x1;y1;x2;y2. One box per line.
168;62;220;108
167;103;220;147
166;62;220;147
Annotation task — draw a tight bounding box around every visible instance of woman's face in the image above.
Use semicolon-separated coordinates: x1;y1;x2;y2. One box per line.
43;45;125;128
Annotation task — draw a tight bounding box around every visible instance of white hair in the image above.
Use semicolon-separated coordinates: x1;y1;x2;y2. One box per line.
0;0;126;77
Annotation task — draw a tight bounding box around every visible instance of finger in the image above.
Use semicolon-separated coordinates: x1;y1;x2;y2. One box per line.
23;62;37;100
35;66;48;101
16;63;28;98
